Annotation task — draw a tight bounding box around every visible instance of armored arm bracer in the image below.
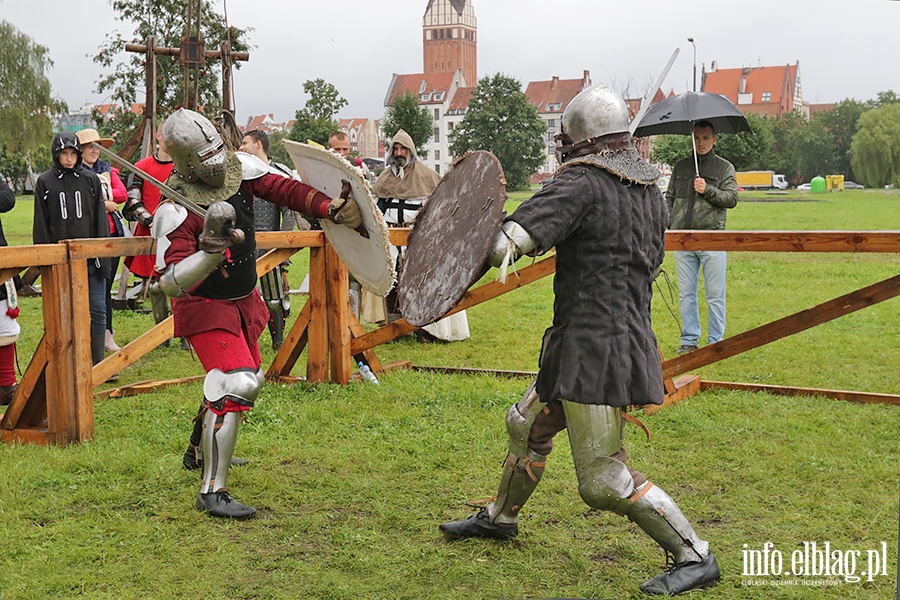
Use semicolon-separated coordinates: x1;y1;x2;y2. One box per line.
156;250;225;298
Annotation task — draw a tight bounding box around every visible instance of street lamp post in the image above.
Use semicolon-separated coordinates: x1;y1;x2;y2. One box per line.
687;37;697;92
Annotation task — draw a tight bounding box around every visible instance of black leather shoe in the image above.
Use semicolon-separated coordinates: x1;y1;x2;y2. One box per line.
676;344;699;355
439;509;518;540
0;383;17;406
640;552;720;595
196;491;256;520
182;444;248;470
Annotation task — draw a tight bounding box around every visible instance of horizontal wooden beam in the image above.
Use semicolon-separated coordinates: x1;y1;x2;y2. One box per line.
256;230;324;249
665;230;900;252
662;273;900;380
351;256;556;354
124;43;249;61
701;380;900;406
0;244;67;268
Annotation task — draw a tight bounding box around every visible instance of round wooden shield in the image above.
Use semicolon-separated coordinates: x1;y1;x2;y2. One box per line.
398;150;507;327
283;140;394;296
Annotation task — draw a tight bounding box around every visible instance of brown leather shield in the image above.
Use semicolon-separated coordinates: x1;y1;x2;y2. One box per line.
398;150;507;327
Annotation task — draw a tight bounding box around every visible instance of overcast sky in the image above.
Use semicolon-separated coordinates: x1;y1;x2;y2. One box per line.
2;0;898;125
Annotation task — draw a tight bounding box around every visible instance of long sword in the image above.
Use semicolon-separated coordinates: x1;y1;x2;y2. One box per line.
95;144;207;218
629;48;680;135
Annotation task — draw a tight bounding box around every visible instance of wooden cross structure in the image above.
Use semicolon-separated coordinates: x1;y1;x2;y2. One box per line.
121;36;249;158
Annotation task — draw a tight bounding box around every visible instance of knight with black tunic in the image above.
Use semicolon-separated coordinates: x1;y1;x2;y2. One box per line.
438;84;720;595
152;109;363;519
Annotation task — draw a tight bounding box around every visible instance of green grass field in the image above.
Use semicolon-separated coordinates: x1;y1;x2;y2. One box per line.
0;188;897;599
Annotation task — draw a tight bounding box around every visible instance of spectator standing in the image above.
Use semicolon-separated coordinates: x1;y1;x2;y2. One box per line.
76;128;128;354
665;121;738;353
33;133;110;366
0;178;19;405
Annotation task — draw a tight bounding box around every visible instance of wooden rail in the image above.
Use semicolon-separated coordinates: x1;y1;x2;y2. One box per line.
0;229;897;445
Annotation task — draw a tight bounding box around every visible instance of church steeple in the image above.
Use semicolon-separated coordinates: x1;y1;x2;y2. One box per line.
423;0;477;86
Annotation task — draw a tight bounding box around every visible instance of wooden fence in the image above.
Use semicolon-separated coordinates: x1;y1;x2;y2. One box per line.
0;229;897;445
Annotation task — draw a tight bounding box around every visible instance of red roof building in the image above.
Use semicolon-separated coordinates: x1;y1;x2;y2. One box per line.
702;61;806;118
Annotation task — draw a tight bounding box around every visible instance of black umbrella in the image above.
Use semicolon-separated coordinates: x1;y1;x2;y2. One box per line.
632;91;753;137
633;91;752;175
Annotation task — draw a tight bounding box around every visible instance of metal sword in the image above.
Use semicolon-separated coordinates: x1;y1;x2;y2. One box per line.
94;144;207;218
629;47;681;136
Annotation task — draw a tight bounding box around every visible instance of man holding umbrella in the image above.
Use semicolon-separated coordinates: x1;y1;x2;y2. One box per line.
666;120;738;353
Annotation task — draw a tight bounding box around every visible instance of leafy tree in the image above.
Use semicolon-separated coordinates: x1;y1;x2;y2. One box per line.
287;79;347;147
810;99;868;179
765;112;807;183
868;90;899;109
649;134;691;167
712;113;774;170
0;21;66;189
381;92;434;157
266;130;292;168
851;103;900;188
93;0;251;145
449;74;545;190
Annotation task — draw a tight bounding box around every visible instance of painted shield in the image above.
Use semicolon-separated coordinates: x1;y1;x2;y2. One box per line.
398;150;507;327
283;140;394;296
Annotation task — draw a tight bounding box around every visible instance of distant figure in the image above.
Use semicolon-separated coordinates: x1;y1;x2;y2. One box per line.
328;131;371;179
239;129;305;351
0;178;19;406
33;133;110;367
76;128;127;355
372;129;468;342
665;120;738;354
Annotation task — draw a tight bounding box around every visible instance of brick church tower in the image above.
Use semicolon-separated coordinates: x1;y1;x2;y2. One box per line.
423;0;477;86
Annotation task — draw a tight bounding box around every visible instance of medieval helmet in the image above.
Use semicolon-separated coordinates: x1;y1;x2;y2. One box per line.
560;83;629;145
163;108;227;188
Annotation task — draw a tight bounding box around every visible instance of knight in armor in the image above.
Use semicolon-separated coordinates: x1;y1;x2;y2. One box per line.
239;129;309;351
122;120;179;346
152;108;363;519
372;130;469;341
438;84;720;595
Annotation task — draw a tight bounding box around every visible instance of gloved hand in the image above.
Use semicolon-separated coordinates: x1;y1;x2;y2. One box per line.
327;179;363;230
199;201;245;253
123;188;154;227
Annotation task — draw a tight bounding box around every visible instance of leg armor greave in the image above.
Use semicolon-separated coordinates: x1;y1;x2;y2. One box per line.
562;401;635;516
625;482;710;563
199;409;241;494
486;381;548;525
259;266;286;316
198;368;263;494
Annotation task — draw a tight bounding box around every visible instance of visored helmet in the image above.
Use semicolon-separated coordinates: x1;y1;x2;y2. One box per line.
163;108;227;188
561;83;629;145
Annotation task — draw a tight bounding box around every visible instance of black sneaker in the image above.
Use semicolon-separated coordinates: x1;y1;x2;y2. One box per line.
639;552;720;595
196;491;256;520
182;444;248;470
676;344;699;355
439;509;518;540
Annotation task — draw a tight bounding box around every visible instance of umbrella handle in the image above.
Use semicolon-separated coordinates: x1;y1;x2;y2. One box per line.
692;129;700;177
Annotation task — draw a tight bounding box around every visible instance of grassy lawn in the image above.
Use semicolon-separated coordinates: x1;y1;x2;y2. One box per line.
0;188;897;599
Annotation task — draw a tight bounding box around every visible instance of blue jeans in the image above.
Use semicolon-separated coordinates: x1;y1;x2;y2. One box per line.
675;250;727;346
88;269;108;339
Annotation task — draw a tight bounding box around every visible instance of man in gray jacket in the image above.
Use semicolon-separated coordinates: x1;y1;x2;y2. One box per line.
665;121;738;353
